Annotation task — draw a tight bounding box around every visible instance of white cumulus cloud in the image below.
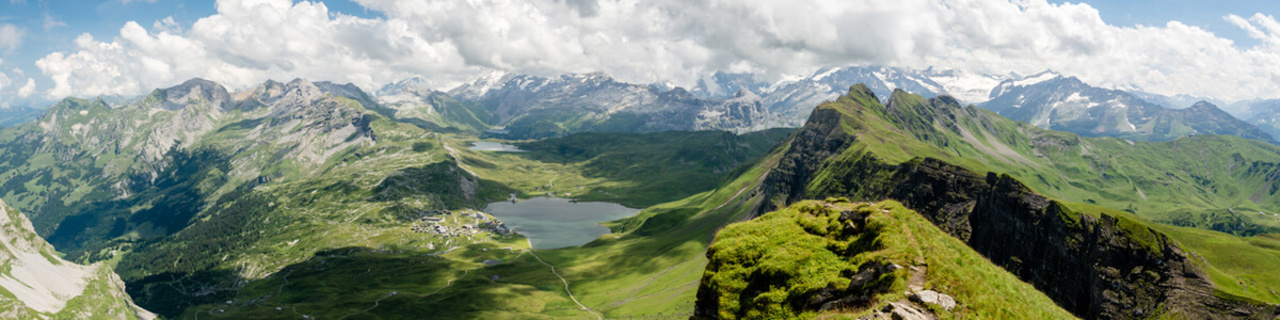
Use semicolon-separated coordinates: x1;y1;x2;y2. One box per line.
16;78;35;98
30;0;1280;101
0;24;23;51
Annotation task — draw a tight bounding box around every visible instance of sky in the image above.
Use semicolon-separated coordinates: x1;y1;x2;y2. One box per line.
0;0;1277;108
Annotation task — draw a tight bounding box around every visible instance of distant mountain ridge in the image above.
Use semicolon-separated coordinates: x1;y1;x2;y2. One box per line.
442;72;787;139
1231;99;1280;141
980;73;1275;143
429;66;1277;144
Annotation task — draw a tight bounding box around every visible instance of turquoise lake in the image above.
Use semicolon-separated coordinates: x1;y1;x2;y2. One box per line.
484;197;640;249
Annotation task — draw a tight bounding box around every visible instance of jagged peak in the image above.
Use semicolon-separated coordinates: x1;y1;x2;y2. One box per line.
846;83;878;102
885;89;928;111
157;78;229;95
1187;100;1227;113
988;71;1071;99
932;94;963;108
46;97;106;113
377;77;433;96
660;86;694;100
173;77;223;89
285;77;317;89
153;78;232;111
731;88;759;100
260;79;285;89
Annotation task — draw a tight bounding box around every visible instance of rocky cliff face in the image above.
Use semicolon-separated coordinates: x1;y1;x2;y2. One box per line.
723;86;1280;319
800;154;1277;318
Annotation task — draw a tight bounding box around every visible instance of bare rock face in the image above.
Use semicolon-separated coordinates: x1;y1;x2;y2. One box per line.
0;201;155;318
854;302;936;320
158;78;233;111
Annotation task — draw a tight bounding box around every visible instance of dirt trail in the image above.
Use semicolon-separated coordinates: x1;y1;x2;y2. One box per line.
527;239;602;320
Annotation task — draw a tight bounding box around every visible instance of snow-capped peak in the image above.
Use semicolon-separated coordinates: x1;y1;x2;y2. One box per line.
989;70;1063;99
447;70;511;100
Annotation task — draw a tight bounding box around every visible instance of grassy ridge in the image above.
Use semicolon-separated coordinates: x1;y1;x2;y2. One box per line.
814;86;1280;234
701;199;1074;319
803;85;1280;305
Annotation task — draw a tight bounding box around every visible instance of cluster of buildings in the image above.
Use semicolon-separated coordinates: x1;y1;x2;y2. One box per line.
409;209;515;237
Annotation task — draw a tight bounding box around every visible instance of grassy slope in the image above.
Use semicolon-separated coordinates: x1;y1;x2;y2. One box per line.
140;125;789;319
823;89;1280;229
176;133;783;319
0;85;791;319
808;85;1280;304
703;200;1074;319
1156;226;1280;303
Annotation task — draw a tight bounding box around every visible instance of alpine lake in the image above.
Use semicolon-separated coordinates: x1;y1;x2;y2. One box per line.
470;141;642;249
484;197;640;249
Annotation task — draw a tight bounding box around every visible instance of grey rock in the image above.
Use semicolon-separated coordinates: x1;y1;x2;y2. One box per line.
883;302;935;320
910;290;956;311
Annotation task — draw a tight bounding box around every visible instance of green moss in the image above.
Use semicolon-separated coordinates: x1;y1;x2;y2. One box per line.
1114;215;1164;257
701;200;1076;319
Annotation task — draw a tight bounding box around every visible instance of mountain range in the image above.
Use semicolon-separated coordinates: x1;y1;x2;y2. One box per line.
2;65;1275;146
980;72;1275;143
1;64;1280;319
425;66;1277;144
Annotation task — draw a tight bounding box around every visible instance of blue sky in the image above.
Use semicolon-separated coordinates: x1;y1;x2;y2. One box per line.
0;0;1277;105
0;0;382;102
1063;0;1276;47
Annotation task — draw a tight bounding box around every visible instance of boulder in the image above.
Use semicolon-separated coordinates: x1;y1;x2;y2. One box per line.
910;290;956;311
884;301;935;320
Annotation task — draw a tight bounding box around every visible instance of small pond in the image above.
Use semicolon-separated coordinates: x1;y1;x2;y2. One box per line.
469;141;526;152
484;197;641;249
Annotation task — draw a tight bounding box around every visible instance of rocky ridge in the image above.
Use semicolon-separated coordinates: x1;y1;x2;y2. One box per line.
700;84;1280;319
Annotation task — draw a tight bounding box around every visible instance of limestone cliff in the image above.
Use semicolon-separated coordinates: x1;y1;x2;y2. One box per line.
0;200;154;319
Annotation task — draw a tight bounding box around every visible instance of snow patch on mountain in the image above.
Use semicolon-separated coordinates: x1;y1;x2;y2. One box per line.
923;69;1006;104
